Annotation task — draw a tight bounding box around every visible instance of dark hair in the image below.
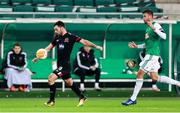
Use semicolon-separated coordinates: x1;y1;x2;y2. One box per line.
143;9;153;16
12;42;22;53
54;21;65;27
13;42;21;48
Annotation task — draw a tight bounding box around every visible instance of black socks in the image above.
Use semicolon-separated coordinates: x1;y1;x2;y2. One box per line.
49;84;56;101
70;83;84;99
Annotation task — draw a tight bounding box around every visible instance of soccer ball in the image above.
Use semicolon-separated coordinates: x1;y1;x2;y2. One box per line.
127;60;136;68
36;48;47;59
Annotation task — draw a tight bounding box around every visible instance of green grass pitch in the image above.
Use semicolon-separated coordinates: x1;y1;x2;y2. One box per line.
0;97;180;112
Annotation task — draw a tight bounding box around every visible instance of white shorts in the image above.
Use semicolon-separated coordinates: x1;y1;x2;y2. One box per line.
139;54;160;73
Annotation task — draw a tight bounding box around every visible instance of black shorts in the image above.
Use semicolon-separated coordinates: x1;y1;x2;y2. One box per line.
53;67;71;80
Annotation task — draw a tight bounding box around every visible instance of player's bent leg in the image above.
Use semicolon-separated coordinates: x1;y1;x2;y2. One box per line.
77;97;87;107
150;72;180;87
147;73;160;91
64;78;87;107
64;78;73;86
48;73;58;85
157;75;180;87
44;73;58;107
152;82;160;92
122;69;145;106
150;73;160;92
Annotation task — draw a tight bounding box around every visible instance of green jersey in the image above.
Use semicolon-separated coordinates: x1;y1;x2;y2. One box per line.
145;22;161;56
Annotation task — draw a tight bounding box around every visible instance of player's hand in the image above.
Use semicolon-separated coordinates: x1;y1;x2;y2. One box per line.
32;57;39;63
128;41;138;48
96;46;103;51
90;66;96;71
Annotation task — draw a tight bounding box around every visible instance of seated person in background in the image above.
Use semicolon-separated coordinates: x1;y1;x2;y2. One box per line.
74;46;101;91
4;43;32;92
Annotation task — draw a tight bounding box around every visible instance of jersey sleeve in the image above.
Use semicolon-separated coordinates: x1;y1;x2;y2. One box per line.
51;36;58;46
7;51;19;69
71;34;82;42
22;52;27;68
154;23;166;39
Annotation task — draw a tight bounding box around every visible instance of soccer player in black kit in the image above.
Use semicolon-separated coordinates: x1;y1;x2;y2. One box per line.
32;21;102;107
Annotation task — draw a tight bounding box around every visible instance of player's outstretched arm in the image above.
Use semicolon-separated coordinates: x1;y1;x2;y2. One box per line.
80;39;103;51
32;43;54;63
128;41;138;48
45;43;54;52
129;42;145;49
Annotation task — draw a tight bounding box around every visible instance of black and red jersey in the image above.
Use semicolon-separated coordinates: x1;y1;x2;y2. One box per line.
51;32;81;72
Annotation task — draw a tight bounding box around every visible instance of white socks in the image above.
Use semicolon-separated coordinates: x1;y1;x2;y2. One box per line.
158;76;180;86
152;84;160;92
130;79;143;101
95;82;100;89
80;83;85;91
130;76;180;101
80;83;101;90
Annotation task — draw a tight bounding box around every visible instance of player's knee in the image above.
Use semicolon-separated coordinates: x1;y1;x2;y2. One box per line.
150;72;158;81
48;76;55;85
65;79;73;86
151;75;158;81
137;71;144;79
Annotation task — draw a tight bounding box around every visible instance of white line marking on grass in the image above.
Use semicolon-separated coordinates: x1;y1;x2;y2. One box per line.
1;112;180;113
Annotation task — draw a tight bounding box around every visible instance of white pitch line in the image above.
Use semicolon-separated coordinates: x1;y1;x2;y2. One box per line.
1;112;180;113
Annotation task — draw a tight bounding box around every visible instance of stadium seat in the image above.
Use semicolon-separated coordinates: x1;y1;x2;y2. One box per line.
74;0;94;6
64;14;77;18
0;6;13;12
11;0;31;5
32;0;52;5
13;5;34;12
52;0;73;6
95;0;114;6
35;6;55;12
34;14;64;18
120;7;138;12
115;0;136;4
138;6;162;13
106;14;120;19
0;14;32;18
137;0;156;7
55;6;74;12
0;0;10;4
121;15;142;19
35;14;77;18
97;6;118;12
86;14;106;18
77;7;96;13
14;14;32;18
0;4;10;7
